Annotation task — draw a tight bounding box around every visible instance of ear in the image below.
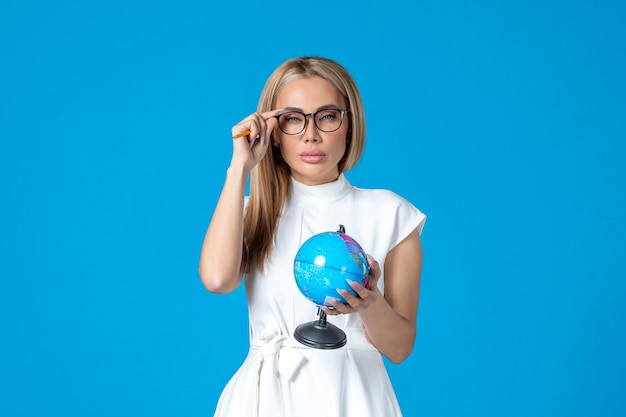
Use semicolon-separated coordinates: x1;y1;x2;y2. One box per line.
271;135;282;159
272;131;282;147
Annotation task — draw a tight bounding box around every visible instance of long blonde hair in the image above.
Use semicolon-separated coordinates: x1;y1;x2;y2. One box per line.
242;57;366;273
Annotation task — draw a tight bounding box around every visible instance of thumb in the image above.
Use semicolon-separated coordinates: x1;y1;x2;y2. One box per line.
260;109;283;145
264;117;278;145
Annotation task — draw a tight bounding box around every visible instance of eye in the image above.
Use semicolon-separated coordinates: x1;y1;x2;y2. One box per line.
281;112;304;124
317;110;339;121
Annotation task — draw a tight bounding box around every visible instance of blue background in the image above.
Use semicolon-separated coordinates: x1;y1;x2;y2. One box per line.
2;0;625;416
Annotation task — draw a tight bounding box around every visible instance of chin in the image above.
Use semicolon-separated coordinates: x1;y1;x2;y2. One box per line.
293;170;339;185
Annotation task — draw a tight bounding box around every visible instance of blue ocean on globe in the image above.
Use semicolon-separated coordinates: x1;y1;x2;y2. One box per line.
294;231;370;307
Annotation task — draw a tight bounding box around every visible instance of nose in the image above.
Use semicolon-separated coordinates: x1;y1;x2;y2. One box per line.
303;115;320;142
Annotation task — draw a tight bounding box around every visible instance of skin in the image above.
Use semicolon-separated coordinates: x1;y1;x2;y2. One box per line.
272;77;348;186
199;76;423;363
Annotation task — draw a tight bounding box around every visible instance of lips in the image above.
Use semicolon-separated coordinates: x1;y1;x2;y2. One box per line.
299;150;326;163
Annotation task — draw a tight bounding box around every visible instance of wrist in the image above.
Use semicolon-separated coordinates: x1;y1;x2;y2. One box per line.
226;163;251;187
227;158;252;174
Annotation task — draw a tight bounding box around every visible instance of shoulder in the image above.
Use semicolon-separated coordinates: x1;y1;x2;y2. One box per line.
351;186;422;216
348;185;426;236
351;186;411;205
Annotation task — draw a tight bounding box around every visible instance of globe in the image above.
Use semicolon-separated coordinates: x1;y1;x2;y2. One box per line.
294;231;370;307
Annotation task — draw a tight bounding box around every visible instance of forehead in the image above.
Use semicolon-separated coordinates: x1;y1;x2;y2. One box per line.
275;76;346;110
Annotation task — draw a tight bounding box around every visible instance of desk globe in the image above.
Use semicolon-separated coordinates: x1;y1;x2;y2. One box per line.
293;225;370;349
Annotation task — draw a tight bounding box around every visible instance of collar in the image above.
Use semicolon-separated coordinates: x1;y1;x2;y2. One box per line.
290;174;352;203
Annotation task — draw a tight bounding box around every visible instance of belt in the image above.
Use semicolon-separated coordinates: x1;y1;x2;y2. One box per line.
248;323;378;417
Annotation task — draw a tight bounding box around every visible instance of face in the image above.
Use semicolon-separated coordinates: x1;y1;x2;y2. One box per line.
273;77;349;186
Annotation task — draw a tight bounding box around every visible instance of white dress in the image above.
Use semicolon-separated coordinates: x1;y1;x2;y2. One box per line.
213;174;426;417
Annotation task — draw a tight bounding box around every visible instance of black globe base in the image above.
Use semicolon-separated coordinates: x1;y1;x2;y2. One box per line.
294;308;346;349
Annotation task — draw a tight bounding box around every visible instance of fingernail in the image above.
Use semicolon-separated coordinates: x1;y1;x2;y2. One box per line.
260;132;265;146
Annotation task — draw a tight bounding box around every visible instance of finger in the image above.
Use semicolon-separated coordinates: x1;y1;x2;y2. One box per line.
261;108;285;120
260;109;284;146
232;124;255;140
365;256;381;288
346;279;369;298
236;116;265;149
322;305;340;316
263;116;278;145
328;298;353;314
248;113;267;148
337;288;366;309
367;255;381;276
232;110;283;147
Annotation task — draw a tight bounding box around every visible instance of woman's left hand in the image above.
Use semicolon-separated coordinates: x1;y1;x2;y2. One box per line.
322;255;381;316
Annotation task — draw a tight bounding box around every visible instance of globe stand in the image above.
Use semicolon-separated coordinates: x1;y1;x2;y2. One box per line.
294;307;347;349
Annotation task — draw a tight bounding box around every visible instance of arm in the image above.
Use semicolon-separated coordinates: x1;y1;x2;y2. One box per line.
323;228;423;363
198;163;249;294
198;110;281;293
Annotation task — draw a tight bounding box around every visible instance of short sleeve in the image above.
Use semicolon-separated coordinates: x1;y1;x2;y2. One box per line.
388;194;426;250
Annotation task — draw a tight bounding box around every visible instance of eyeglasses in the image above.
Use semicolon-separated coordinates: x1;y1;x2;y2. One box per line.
274;109;350;135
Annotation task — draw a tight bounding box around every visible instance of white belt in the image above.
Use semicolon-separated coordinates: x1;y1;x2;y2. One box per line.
248;324;378;417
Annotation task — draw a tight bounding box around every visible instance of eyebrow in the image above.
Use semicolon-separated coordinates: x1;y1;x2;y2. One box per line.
282;104;342;112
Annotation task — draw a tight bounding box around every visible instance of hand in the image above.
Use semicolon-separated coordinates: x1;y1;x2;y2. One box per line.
323;255;381;316
230;109;284;170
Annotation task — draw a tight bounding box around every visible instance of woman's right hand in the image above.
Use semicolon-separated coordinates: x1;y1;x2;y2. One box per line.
230;109;284;171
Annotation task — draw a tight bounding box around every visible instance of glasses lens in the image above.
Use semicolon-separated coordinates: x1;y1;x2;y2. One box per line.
315;109;342;132
278;111;306;135
277;109;344;135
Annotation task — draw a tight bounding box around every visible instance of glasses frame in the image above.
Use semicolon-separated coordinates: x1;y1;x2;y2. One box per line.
274;109;350;135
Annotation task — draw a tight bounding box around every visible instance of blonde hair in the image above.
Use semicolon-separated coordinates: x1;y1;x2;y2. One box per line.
242;56;366;273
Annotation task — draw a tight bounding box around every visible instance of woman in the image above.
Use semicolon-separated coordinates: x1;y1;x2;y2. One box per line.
199;56;426;417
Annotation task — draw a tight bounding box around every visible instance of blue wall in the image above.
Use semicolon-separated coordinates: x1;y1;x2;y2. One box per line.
2;1;625;416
